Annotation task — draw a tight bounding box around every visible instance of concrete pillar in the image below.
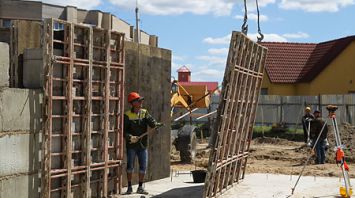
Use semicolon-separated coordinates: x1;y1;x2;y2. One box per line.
102;13;112;30
0;42;9;87
66;6;78;23
149;35;158;47
96;11;103;28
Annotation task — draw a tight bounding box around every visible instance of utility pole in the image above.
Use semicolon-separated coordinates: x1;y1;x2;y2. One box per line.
135;0;140;43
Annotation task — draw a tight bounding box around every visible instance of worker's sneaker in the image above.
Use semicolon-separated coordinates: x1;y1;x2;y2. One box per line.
125;186;133;194
136;186;148;195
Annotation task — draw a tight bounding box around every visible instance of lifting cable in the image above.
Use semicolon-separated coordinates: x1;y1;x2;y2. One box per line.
241;0;248;35
241;0;264;42
255;0;264;42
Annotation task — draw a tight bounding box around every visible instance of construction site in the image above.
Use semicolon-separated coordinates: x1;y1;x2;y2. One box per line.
0;0;354;198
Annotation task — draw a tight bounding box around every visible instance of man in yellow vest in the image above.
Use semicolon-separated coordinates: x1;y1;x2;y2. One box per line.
124;92;162;195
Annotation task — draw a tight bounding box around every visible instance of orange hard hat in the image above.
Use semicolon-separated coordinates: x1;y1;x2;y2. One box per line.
127;92;144;103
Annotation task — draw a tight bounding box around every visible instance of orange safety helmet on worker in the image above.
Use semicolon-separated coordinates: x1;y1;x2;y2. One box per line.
127;92;144;103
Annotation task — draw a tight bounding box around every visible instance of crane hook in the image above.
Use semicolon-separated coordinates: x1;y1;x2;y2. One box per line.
241;0;248;35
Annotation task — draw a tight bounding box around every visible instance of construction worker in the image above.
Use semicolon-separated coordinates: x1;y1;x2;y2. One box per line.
124;92;162;195
310;110;328;164
301;106;314;144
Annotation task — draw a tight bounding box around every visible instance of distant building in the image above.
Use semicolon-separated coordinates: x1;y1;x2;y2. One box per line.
261;36;355;95
177;65;219;94
176;65;219;123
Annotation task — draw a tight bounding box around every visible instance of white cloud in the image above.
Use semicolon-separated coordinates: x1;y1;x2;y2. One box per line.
194;69;225;79
109;0;234;16
279;0;355;12
241;0;276;11
208;48;229;55
235;13;269;22
172;55;186;62
196;56;226;65
247;33;288;42
282;32;309;39
203;34;231;45
33;0;101;9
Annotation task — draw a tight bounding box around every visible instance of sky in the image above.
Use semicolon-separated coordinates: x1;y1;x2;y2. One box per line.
36;0;355;83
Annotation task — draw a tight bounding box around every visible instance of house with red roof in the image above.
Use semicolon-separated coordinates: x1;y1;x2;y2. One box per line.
261;36;355;95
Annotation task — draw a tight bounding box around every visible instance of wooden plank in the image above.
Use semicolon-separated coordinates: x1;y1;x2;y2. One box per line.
84;26;93;198
103;29;111;197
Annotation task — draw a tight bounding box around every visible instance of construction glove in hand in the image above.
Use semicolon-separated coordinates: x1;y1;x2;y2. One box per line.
156;122;164;128
130;136;139;144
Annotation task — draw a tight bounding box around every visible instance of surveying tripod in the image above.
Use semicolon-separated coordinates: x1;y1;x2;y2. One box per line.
292;105;352;197
327;105;352;197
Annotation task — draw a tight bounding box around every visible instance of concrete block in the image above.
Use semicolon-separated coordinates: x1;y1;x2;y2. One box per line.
0;133;40;177
0;173;40;198
0;88;42;132
23;49;63;89
23;48;42;60
23;48;43;89
0;42;9;87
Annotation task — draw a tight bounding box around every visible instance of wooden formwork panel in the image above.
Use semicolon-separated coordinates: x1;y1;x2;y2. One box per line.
42;18;125;198
204;32;267;198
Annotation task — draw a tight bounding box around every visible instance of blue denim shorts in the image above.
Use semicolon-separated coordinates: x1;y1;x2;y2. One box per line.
126;148;147;174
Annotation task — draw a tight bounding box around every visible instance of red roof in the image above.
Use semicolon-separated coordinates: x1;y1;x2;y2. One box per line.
177;65;191;73
179;82;219;93
262;36;355;83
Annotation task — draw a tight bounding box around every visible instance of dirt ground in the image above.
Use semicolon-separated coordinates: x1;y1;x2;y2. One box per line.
171;123;355;178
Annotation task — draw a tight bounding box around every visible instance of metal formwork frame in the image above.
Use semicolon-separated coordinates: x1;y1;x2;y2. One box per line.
204;32;267;198
42;18;125;198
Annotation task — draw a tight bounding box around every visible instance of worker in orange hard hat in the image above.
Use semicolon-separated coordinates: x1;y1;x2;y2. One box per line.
302;106;314;144
124;92;163;195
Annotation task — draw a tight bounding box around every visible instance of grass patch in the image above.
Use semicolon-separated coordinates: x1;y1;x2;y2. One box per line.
253;125;304;142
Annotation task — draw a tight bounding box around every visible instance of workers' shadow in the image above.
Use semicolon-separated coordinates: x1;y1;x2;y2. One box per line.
152;185;203;198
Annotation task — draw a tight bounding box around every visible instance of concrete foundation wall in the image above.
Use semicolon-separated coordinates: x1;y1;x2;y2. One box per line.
0;0;42;20
0;1;157;46
20;41;172;184
0;28;10;43
0;42;9;87
124;41;172;182
0;88;42;198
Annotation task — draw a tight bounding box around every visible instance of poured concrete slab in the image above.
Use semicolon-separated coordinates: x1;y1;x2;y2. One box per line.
117;173;354;198
224;173;354;198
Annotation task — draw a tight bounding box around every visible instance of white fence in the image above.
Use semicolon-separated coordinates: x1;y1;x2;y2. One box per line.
255;94;355;126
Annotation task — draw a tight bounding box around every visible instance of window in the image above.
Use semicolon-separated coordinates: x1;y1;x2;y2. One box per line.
260;88;268;95
2;19;11;28
53;22;64;31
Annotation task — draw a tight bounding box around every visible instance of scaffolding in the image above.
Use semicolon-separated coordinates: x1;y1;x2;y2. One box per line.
42;18;125;197
204;32;267;197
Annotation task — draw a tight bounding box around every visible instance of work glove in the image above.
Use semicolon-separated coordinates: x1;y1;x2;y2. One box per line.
129;136;139;144
156;122;164;128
